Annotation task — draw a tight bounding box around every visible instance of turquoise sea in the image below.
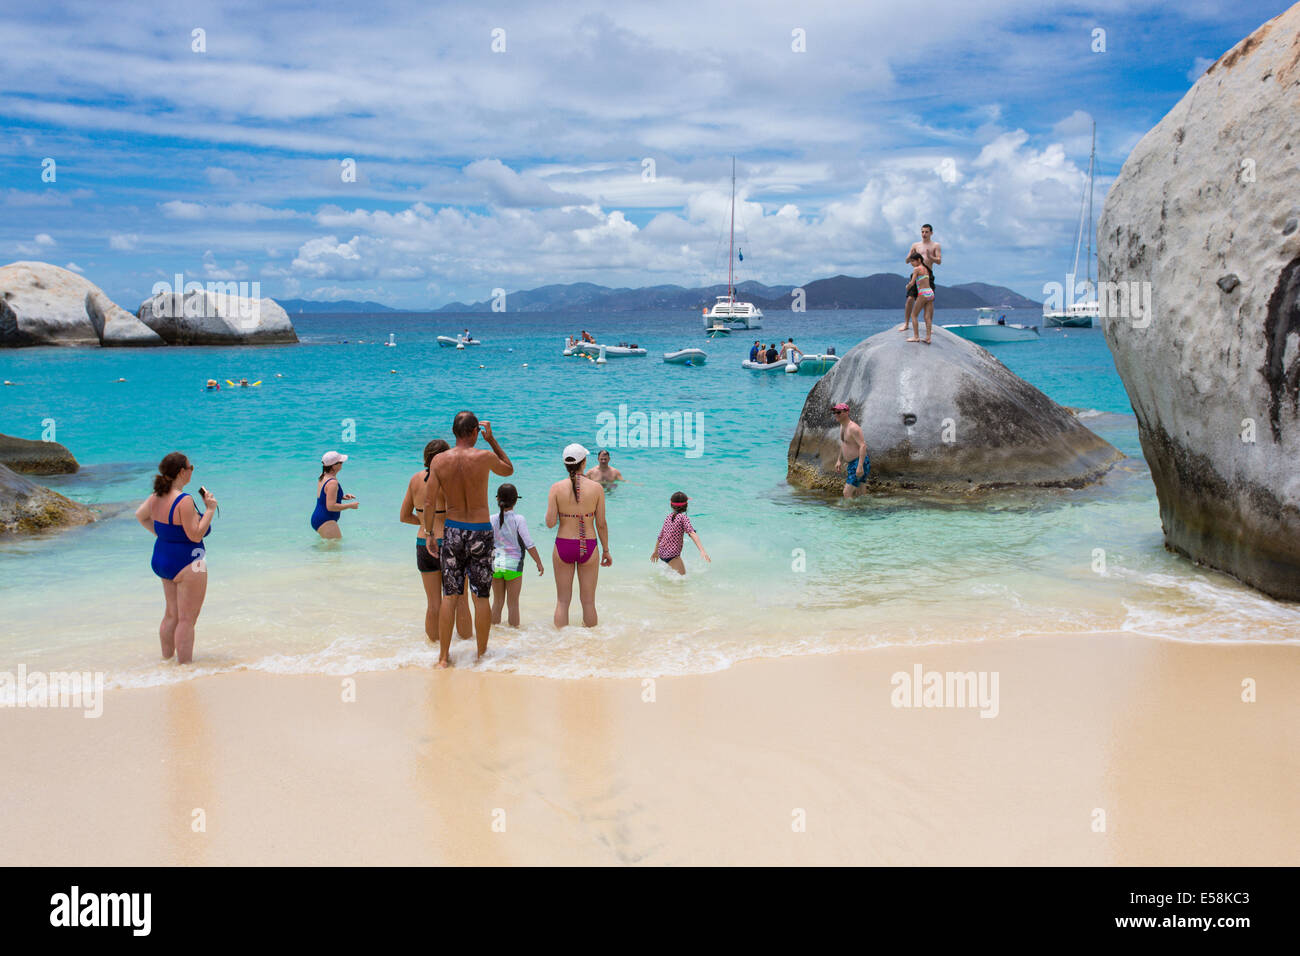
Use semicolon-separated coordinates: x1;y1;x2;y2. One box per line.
2;308;1297;684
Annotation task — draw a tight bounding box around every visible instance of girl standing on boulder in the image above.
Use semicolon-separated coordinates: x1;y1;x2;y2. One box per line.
134;452;217;664
905;252;935;344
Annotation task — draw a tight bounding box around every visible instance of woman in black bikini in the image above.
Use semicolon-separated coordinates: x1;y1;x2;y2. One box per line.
400;439;470;644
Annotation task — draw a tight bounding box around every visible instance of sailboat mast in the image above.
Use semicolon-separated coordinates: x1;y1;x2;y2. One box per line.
1085;122;1096;286
728;156;736;301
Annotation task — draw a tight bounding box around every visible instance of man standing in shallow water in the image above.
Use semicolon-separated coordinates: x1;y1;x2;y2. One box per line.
586;449;624;490
424;410;513;667
832;402;869;498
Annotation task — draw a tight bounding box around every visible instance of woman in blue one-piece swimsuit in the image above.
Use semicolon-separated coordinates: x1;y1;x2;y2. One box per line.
312;450;358;538
134;452;217;664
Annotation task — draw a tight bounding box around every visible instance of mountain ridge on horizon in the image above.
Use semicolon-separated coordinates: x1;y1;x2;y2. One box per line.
284;273;1042;313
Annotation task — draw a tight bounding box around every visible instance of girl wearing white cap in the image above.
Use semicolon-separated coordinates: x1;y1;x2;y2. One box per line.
545;443;611;627
312;450;358;538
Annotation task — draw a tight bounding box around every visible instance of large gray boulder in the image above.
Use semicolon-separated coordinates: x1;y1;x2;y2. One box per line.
137;289;298;345
1098;4;1300;600
86;289;164;346
0;462;96;536
0;261;101;346
0;261;161;347
0;432;79;475
787;329;1122;492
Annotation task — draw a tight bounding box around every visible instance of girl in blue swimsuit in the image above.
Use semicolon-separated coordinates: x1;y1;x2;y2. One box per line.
312;450;358;538
134;452;217;665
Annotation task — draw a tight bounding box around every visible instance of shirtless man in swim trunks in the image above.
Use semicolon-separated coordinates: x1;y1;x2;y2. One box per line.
424;410;513;667
898;223;942;334
831;402;869;498
585;449;624;490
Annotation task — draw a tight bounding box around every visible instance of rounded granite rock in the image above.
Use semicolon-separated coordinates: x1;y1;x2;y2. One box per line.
787;328;1122;494
1097;4;1300;600
0;462;96;536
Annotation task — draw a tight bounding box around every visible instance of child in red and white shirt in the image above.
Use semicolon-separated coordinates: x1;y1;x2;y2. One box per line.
651;492;711;576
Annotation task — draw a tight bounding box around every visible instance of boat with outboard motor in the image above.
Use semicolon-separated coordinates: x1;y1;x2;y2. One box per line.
664;348;708;365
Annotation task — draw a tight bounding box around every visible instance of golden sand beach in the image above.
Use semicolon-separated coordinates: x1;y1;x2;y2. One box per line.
3;632;1296;866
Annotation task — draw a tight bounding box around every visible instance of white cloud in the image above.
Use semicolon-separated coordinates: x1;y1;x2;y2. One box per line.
463;159;587;207
64;261;84;273
109;233;138;251
161;200;302;222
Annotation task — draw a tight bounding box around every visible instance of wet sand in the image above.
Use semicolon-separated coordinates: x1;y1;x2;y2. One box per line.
2;632;1296;865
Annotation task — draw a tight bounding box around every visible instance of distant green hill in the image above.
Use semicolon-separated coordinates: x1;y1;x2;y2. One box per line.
436;274;1039;312
279;298;400;314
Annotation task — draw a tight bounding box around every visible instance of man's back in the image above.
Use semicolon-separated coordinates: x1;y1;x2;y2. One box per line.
433;446;494;523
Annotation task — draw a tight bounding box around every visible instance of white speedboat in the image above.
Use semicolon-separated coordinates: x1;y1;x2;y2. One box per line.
943;308;1040;344
437;335;481;347
698;158;763;331
385;333;397;347
786;353;839;375
664;348;707;365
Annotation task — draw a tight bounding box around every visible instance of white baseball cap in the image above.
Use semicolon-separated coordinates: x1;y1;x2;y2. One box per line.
321;451;349;466
562;443;589;464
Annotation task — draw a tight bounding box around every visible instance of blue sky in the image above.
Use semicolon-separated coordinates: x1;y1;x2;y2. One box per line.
0;0;1286;308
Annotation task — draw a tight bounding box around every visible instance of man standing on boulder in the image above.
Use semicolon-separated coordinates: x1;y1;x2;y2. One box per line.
424;410;513;667
898;224;943;334
831;402;869;498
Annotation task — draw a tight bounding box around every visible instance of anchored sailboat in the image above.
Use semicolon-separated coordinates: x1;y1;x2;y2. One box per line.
701;157;763;331
1045;121;1100;328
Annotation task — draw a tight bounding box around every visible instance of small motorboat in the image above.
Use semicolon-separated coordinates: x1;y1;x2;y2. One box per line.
741;359;796;372
437;335;481;347
942;308;1040;344
786;353;839;375
568;341;647;358
663;348;707;365
385;333;397;347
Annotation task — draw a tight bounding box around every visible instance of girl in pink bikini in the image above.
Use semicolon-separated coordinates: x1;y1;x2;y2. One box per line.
545;443;611;628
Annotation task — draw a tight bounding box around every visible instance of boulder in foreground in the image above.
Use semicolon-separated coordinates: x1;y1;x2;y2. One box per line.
0;433;79;475
1097;4;1300;600
787;329;1122;493
0;462;96;536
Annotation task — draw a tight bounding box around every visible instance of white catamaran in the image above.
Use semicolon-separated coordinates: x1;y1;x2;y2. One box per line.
701;157;763;331
1045;121;1100;328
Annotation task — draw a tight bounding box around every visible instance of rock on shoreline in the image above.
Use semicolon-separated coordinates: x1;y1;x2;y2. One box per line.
0;462;96;536
0;433;80;475
1;261;296;347
137;289;298;345
1097;4;1300;600
787;329;1122;493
